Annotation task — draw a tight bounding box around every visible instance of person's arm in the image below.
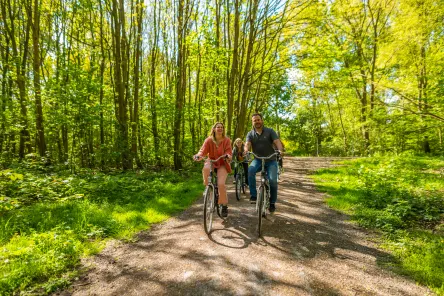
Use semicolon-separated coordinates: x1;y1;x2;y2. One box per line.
273;139;283;151
244;141;251;154
224;138;232;161
270;129;283;152
194;138;209;160
232;146;237;158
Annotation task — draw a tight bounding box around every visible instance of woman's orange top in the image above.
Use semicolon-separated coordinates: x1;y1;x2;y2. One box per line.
198;136;232;173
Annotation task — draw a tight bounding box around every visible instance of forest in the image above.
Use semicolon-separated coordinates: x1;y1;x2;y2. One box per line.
1;0;442;170
0;0;443;294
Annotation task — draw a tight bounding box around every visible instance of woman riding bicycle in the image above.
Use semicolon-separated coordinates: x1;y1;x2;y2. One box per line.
193;122;232;217
232;138;249;186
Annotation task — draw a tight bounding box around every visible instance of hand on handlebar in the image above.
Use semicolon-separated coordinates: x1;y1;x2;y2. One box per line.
193;154;203;161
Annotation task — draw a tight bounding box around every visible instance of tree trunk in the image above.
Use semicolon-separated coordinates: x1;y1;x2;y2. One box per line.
32;0;46;157
151;0;161;165
132;0;143;169
111;0;131;170
0;34;9;153
237;0;259;140
174;0;186;170
99;0;106;168
227;0;240;139
1;0;32;158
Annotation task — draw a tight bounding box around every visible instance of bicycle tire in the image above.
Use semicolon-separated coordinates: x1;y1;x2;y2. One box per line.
241;172;246;194
203;185;215;234
235;174;241;201
257;185;265;237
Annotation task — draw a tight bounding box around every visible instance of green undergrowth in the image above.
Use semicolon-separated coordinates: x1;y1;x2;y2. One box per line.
312;154;444;295
0;163;202;295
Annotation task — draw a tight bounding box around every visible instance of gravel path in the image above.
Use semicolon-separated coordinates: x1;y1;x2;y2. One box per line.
57;157;433;296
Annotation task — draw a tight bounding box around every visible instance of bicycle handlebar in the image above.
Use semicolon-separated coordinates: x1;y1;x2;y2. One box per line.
247;151;280;160
194;154;229;162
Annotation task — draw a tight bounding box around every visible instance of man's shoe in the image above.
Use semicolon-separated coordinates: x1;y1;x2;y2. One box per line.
269;203;276;213
249;196;257;204
222;205;228;217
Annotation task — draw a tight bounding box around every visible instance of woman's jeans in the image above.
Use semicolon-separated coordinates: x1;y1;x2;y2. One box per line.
248;159;278;204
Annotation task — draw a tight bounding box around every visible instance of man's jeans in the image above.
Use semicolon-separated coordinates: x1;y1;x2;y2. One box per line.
248;159;278;204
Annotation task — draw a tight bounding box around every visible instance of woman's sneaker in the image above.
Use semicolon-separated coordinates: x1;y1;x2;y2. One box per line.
222;205;228;217
249;196;257;204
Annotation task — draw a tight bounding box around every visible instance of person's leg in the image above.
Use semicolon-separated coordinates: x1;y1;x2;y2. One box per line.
266;160;278;204
216;166;229;205
202;162;211;186
242;162;249;185
248;159;261;199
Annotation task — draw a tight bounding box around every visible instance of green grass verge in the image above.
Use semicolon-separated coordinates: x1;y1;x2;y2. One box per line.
0;166;203;295
312;154;444;295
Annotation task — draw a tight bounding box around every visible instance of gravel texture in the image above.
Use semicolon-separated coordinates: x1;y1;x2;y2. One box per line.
55;157;433;296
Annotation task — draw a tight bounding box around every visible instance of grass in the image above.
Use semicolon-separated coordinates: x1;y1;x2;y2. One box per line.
312;154;444;295
0;164;203;295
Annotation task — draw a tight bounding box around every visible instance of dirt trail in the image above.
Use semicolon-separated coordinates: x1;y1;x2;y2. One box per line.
57;157;432;296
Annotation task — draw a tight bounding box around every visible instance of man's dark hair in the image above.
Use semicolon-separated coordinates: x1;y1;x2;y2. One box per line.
251;113;263;119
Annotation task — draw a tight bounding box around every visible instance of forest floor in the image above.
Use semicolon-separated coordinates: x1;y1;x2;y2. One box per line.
55;157;433;296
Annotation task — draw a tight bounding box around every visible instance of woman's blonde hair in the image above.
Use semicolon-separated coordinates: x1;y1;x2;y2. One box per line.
209;122;225;143
233;138;243;149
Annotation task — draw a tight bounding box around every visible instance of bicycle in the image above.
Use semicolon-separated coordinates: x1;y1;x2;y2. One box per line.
233;159;246;201
247;151;280;237
194;154;228;235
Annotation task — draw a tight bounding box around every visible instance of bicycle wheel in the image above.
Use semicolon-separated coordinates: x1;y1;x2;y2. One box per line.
257;185;265;237
235;174;241;201
241;171;246;194
203;185;215;234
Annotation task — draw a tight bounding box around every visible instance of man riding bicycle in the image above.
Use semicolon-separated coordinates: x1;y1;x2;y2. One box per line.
244;113;283;213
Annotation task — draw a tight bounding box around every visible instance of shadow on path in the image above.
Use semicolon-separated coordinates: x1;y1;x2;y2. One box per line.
56;157;432;296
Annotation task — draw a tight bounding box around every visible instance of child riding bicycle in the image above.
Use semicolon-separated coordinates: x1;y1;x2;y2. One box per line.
232;138;249;186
